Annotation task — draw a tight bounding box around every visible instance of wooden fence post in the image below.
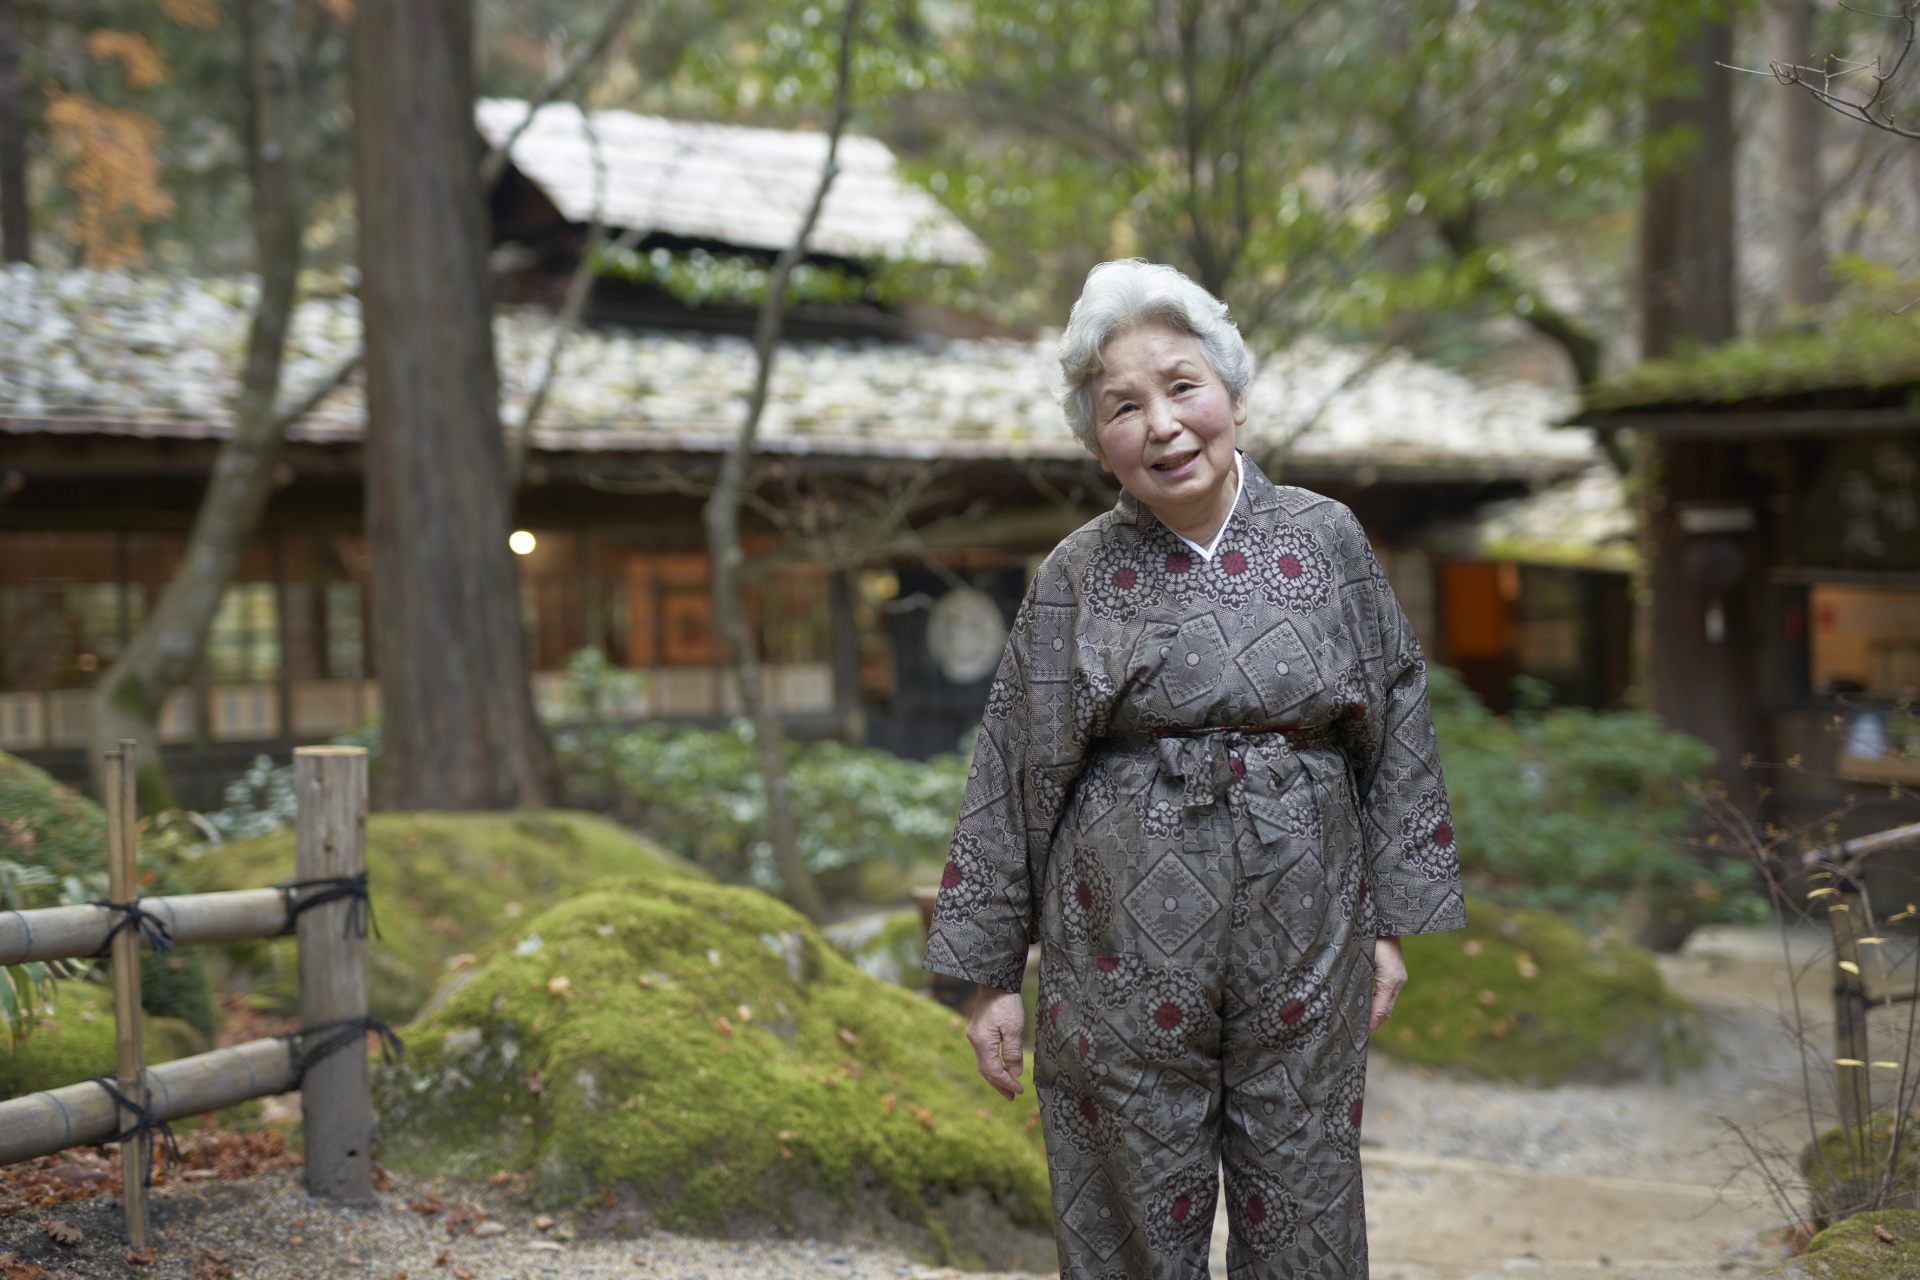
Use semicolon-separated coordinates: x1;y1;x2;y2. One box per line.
105;740;150;1248
293;745;373;1204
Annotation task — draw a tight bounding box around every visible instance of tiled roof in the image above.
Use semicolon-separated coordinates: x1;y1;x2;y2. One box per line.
475;98;988;269
0;266;1599;482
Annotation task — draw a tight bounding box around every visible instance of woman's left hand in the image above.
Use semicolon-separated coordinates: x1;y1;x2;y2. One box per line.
1369;935;1407;1031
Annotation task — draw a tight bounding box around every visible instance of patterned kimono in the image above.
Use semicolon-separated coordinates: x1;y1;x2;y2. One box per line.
923;455;1467;1280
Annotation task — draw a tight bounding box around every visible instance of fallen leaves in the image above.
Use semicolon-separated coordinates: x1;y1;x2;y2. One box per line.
0;1130;301;1216
40;1219;82;1246
1876;1223;1899;1244
547;976;572;998
123;1248;156;1266
836;1026;858;1046
0;1251;45;1280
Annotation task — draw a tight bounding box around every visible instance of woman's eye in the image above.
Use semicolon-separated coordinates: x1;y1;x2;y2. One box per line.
1172;382;1195;394
1112;403;1138;419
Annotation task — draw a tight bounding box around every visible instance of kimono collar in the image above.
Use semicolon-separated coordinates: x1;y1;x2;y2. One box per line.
1112;449;1284;531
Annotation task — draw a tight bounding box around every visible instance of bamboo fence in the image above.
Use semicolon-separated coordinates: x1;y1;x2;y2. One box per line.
0;743;383;1247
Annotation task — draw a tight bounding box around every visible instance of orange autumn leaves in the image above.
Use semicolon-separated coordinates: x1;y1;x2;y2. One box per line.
47;1;349;266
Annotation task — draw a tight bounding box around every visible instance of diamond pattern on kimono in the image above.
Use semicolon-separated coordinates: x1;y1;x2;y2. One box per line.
1126;1067;1216;1157
1308;1171;1365;1263
1227;1058;1309;1154
1234;620;1320;720
1121;855;1221;959
1059;1164;1134;1261
1157;611;1229;708
955;730;1011;821
1025;601;1079;680
1262;848;1331;955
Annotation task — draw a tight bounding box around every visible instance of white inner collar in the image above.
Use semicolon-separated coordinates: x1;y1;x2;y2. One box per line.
1173;450;1244;562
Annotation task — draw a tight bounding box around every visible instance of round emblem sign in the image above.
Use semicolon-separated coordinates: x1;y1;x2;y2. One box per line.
927;587;1008;684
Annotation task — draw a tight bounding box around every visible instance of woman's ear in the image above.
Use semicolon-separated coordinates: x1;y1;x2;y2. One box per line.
1231;388;1249;427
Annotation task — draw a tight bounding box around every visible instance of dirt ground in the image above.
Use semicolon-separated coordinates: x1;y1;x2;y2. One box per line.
0;922;1882;1279
1345;920;1874;1280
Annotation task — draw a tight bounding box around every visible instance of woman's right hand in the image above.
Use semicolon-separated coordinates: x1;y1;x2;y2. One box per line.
966;988;1027;1099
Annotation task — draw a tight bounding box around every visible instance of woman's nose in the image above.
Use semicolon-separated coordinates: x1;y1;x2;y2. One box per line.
1145;398;1180;438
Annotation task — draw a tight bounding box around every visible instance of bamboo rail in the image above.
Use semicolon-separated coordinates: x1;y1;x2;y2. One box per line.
0;745;380;1242
0;1038;299;1166
0;890;301;966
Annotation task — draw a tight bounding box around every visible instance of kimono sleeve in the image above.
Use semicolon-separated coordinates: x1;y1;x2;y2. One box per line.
1330;504;1469;937
922;551;1093;992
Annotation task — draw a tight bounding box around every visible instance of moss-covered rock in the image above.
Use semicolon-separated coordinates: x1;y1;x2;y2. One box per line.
176;810;703;1023
1381;896;1698;1084
1769;1209;1920;1279
0;978;205;1099
375;878;1053;1266
0;749;215;1038
1800;1120;1920;1225
825;908;927;987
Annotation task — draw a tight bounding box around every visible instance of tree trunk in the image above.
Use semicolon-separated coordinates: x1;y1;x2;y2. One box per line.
1768;0;1827;312
702;0;863;924
1636;12;1761;813
86;0;304;810
351;0;556;811
1639;16;1737;357
0;0;31;263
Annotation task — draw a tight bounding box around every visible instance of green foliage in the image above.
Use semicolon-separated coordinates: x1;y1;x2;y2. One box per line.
1387;895;1699;1084
375;878;1052;1262
554;660;969;895
593;243;898;309
895;0;1738;342
1427;670;1761;928
174;810;703;1023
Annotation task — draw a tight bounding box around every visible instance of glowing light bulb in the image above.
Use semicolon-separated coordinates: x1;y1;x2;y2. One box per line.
509;530;537;556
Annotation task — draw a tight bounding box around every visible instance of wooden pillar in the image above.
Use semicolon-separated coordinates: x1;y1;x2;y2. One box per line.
294;745;373;1203
104;740;150;1247
830;568;862;742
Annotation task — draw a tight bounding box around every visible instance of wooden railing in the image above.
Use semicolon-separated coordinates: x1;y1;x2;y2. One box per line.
0;743;381;1248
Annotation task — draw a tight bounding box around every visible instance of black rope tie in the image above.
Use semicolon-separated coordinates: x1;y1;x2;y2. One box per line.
279;870;380;940
90;1076;183;1185
281;1015;404;1082
90;897;174;956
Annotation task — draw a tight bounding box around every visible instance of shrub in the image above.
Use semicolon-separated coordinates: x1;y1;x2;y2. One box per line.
0;749;216;1042
1427;668;1763;931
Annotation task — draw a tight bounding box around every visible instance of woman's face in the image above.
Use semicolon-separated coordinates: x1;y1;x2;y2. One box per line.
1089;322;1246;539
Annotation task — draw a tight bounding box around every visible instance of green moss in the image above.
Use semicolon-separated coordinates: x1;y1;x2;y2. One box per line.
0;749;216;1037
1380;896;1698;1084
1770;1209;1920;1279
1800;1120;1920;1225
177;810;704;1023
0;748;109;884
1582;309;1920;413
375;879;1050;1250
0;978;205;1099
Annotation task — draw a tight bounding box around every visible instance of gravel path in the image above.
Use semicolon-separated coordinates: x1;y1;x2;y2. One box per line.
0;923;1860;1279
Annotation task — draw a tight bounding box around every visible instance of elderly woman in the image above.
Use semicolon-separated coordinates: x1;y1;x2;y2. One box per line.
923;260;1467;1279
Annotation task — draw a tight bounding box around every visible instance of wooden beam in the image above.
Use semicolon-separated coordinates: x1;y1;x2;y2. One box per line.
0;1037;299;1166
0;889;294;966
1580;408;1920;438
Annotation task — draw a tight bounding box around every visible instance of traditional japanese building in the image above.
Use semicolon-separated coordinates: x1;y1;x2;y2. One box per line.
0;105;1629;803
1576;312;1920;830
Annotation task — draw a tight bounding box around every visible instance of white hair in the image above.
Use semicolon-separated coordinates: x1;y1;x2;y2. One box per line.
1057;259;1253;452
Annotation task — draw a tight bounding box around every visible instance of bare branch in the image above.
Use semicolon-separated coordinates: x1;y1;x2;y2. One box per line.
480;0;646;188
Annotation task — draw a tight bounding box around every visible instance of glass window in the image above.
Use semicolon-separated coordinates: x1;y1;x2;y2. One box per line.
205;584;281;684
1810;584;1920;701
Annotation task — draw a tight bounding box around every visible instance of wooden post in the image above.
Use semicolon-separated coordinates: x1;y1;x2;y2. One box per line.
104;740;150;1247
294;745;373;1204
1828;880;1873;1138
